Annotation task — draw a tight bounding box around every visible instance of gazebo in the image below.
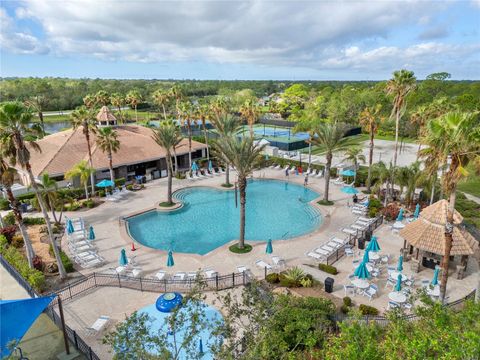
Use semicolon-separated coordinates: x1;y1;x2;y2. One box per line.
96;106;117;127
399;199;478;279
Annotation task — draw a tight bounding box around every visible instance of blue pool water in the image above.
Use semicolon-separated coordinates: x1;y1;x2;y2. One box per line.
252;126;311;140
127;180;322;255
137;302;222;359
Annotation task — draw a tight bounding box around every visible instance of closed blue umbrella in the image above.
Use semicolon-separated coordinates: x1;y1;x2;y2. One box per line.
88;225;95;241
368;236;381;252
395;273;402;292
191;162;199;172
431;266;440;286
397;255;403;272
413;204;420;219
167;250;174;267
341;186;359;194
396;208;404;222
266;239;273;254
354;261;370;279
208;160;213;171
198;339;204;355
66;219;74;234
119;249;128;266
362;249;370;263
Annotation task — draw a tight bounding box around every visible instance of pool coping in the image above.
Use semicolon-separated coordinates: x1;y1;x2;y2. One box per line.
119;177;329;259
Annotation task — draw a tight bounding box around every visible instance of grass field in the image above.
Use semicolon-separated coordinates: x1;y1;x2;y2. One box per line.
457;165;480;198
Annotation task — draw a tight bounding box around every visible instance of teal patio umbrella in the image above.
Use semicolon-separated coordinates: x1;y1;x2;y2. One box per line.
191;162;199;172
413;204;420;219
167;250;175;267
266;239;273;254
341;186;359;194
368;236;381;252
198;339;204;355
396;208;404;222
395;273;402;292
66;219;74;234
397;255;403;272
119;249;128;266
208;160;213;171
96;179;115;188
354;261;370;279
88;225;95;240
431;266;440;286
362;249;370;263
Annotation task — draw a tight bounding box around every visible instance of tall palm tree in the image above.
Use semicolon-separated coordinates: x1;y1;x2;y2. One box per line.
341;147;366;184
385;70;416;172
95;90;110;106
152;120;181;204
37;173;61;224
359;104;383;192
371;162;390;200
110;93;125;123
169;84;184;115
195;103;211;160
96;127;120;184
178;101;194;170
311;122;351;202
0;158;35;267
126;90;142;122
152;89;171;121
70;106;97;196
83;94;96;109
0;102;67;279
210;96;230;119
65;160;95;200
214;135;266;249
24;95;48;136
210;114;240;186
420;111;480;302
239;99;260;138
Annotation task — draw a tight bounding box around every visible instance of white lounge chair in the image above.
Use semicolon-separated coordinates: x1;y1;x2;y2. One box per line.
315;170;324;178
255;260;272;270
314;248;329;256
342;228;357;236
307;251;323;260
331;237;347;246
173;272;186;280
131;268;143;278
289;166;296;174
237;265;248;273
321;245;335;252
204;269;217;278
330;177;341;183
327;241;341;249
82;256;104;268
87;315;110;335
343;181;354;187
352;209;366;215
283;165;290;171
358;216;374;223
186;173;194;181
155;270;166;280
351;224;367;231
187;272;198;279
219;167;225;173
271;255;286;267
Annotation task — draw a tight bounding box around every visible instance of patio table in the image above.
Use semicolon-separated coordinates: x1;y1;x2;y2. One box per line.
389;271;408;282
369;252;380;261
388;291;407;303
351;279;370;290
392;221;405;230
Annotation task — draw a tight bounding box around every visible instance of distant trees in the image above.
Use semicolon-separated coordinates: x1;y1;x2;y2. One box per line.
126;90;143;122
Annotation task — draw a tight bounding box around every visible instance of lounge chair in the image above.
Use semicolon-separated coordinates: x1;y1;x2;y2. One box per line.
315;170;324;178
331;237;347;246
327;241;341;249
155;270;167;280
237;265;248;273
351;224;367;231
342;228;357;236
192;173;200;180
271;255;286;267
131;268;143;278
82;256;104;268
115;266;127;274
320;245;335;253
69;244;94;253
187;272;198;279
269;163;277;169
364;284;378;301
387;301;400;310
334;178;345;185
314;248;329;256
219;167;225;173
343;181;354;187
358;216;374;223
87;315;110;335
255;260;272;270
204;269;217;278
344;284;355;296
352;209;366;215
173;272;186;280
186;173;194;181
289;166;296;174
307;251;323;260
283;165;290;171
345;247;354;257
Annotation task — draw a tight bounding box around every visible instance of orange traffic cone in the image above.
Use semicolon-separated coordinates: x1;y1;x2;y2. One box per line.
131;243;137;251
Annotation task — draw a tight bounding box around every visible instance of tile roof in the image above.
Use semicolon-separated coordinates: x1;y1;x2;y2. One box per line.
400;199;478;256
27;125;206;177
96;106;117;122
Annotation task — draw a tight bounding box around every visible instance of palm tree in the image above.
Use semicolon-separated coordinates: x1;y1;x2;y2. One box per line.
195;103;211;160
96;127;120;184
37;173;61;224
210;114;240;186
359;104;383;192
0;158;36;267
95;90;110;106
178;101;194;170
420;111;480;302
110;93;125;123
126;90;142;122
385;70;416;173
24;95;48;136
152;89;171;121
70;106;97;196
214;135;266;249
342;147;366;184
311;122;351;202
152;120;181;204
0;102;67;279
65;161;95;200
169;85;184;115
83;94;96;109
371;162;389;200
239;99;260;137
210;96;230;119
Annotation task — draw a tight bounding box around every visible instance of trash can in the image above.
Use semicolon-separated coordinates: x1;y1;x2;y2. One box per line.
358;237;365;250
325;277;334;293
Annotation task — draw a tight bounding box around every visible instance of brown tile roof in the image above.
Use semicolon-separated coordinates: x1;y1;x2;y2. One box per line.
27;125;206;177
399;199;478;256
96;106;117;122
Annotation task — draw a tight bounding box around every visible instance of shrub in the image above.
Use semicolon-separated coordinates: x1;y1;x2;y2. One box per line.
266;273;280;284
0;235;45;291
126;184;134;191
300;277;313;288
354;166;369;187
343;297;352;307
66;201;82;211
114;178;126;187
382;203;400;221
318;263;338;275
23;217;46;226
3;212;15;226
0;198;9;211
279;276;301;288
98;190;106;197
16;192;36;202
368;196;383;218
11;235;24;248
340;304;351;314
49;244;74;273
84;199;95;208
0;225;18;243
32;255;43;271
359;304;379;316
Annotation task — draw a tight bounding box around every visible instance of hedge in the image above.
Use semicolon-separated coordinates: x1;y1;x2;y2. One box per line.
359;304;379;316
114;178;126;187
0;235;46;291
23;217;46;226
49;244;74;273
318;263;338;275
0;198;9;211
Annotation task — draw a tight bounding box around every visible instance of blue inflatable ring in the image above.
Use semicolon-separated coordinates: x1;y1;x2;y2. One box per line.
155;292;183;313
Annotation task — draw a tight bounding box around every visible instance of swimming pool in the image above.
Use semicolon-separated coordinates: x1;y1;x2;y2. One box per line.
126;179;322;255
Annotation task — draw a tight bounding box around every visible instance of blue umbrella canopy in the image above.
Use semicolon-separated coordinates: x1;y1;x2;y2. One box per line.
208;160;213;171
413;204;420;219
396;208;404;222
199;338;204;355
167;250;175;267
362;249;370;263
266;239;273;254
96;179;115;188
397;255;403;272
368;236;381;252
66;219;74;234
119;249;128;266
88;225;95;240
431;266;440;286
191;162;199;171
341;169;356;177
341;186;359;194
395;273;402;292
354;261;370;279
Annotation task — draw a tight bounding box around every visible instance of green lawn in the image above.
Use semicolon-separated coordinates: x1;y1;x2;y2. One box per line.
457;165;480;197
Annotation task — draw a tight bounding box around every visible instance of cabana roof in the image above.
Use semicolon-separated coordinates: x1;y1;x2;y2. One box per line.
96;106;117;122
400;199;478;256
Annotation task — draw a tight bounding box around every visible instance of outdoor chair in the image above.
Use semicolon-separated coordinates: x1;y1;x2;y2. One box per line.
385;278;396;289
387;301;400;310
315;170;324;178
307;251;324;261
343;284;355;296
86;315;110;336
155;270;167;280
364;284;378;301
173;272;186;280
131;268;143;278
237;265;249;273
204;269;217;278
345;247;354;257
255;260;272;270
381;255;390;264
271;255;286;268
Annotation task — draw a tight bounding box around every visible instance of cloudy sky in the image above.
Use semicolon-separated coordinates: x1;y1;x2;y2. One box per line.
1;0;479;80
